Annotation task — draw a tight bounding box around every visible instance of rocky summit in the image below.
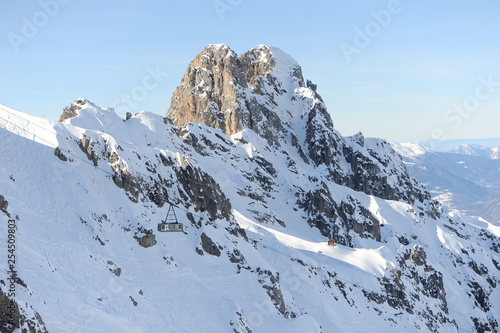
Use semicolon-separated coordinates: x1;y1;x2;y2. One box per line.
0;45;499;332
167;44;305;140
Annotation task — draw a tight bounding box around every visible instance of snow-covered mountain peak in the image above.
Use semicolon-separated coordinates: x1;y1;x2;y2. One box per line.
58;97;95;120
493;146;500;160
165;44;318;143
242;44;305;89
205;43;232;51
450;143;500;160
58;98;122;132
392;142;430;159
1;47;500;332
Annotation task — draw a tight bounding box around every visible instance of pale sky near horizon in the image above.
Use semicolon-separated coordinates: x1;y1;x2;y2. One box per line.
1;0;499;142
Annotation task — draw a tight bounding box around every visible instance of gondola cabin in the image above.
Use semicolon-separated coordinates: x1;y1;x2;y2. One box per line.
158;204;184;233
158;222;183;232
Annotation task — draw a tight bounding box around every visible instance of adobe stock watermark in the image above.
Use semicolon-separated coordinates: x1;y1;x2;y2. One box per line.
4;217;19;329
339;0;405;64
246;299;277;328
246;297;320;333
111;65;168;116
7;0;71;54
66;275;127;332
431;74;499;145
245;266;305;330
213;0;243;21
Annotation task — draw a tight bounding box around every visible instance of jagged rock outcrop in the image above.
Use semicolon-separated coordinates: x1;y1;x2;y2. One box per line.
79;134;99;166
175;164;232;221
134;227;157;248
0;288;48;333
0;194;8;211
58;98;88;122
200;232;221;256
166;44;304;146
167;44;242;135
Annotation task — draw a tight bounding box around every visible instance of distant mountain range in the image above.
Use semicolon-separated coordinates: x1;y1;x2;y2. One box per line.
449;143;500;160
420;138;500;152
393;141;500;225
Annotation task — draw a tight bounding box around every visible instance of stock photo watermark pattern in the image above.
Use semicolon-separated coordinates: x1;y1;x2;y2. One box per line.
339;0;405;64
7;0;71;54
1;213;19;330
6;218;18;328
431;74;500;145
213;0;243;21
111;65;168;116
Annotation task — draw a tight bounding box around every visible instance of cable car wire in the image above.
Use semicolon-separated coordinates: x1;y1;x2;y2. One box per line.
0;104;187;209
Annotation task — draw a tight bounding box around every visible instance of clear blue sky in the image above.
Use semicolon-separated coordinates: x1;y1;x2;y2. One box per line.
1;0;499;142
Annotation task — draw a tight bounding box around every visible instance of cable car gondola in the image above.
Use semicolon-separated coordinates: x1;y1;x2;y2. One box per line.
157;203;184;232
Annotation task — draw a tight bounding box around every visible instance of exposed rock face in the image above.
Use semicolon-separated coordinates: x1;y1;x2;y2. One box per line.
0;194;8;211
58;98;88;122
166;44;304;145
167;44;241;135
200;232;221;256
0;286;48;333
0;289;20;333
79;134;99;166
255;268;291;317
54;147;68;161
107;261;122;277
175;164;232;221
410;245;427;266
135;227;157;248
